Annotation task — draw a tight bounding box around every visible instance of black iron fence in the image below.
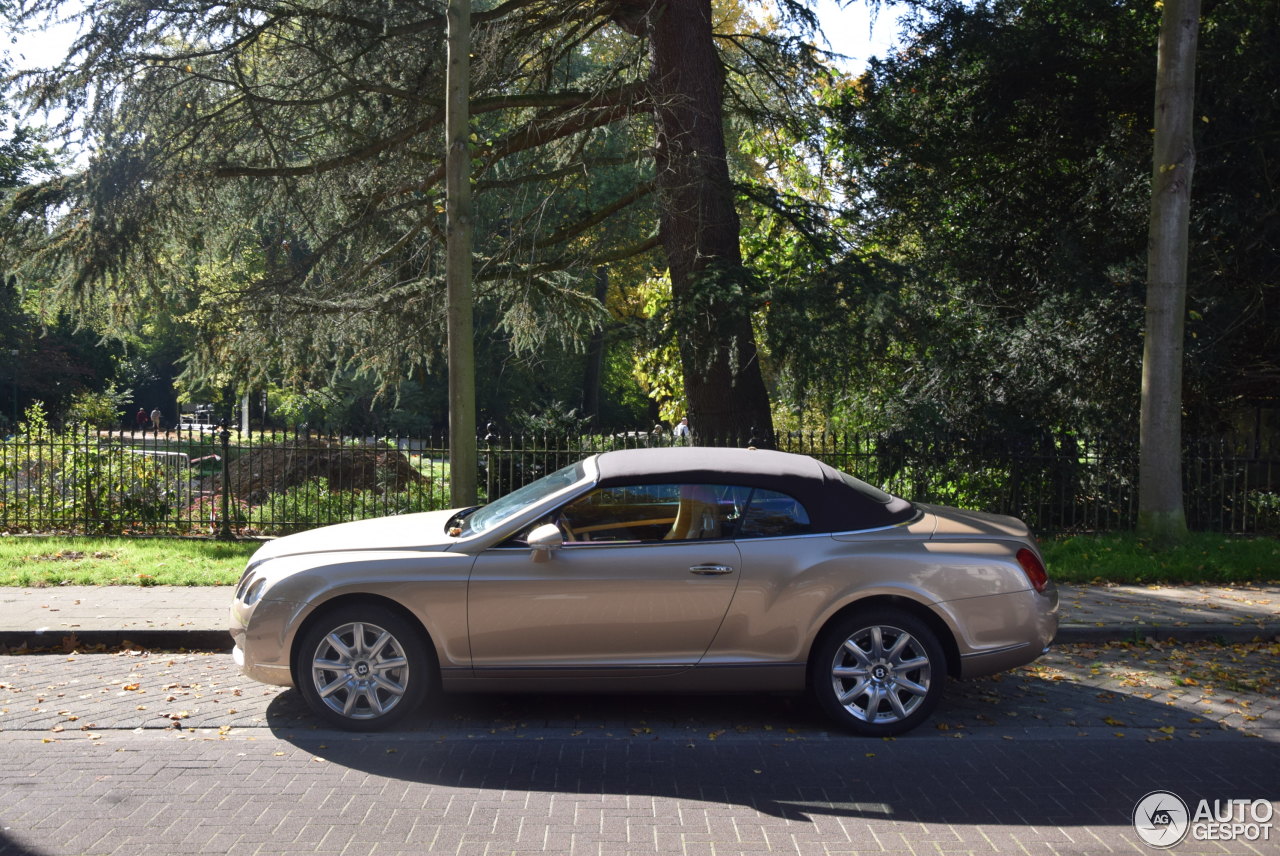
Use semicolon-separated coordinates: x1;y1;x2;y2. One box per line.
0;423;1276;537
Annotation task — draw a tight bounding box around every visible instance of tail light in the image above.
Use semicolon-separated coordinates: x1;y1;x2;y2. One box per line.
1016;548;1049;593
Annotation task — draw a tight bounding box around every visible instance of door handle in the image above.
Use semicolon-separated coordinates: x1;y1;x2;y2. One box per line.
689;565;734;575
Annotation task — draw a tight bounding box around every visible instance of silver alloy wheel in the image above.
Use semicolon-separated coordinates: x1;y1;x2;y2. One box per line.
310;621;411;720
829;623;933;724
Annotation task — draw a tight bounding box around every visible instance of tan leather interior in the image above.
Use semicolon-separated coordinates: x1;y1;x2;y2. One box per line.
665;485;722;540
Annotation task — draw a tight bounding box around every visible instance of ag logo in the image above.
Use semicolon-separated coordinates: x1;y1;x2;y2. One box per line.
1133;790;1190;848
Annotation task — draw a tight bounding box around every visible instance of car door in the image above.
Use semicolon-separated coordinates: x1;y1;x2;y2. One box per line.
467;483;743;678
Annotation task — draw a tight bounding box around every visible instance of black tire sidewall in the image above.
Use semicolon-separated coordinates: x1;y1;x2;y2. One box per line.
811;608;946;737
295;604;430;731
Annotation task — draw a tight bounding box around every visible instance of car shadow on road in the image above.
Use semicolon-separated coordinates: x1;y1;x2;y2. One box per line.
264;677;1279;825
0;830;46;856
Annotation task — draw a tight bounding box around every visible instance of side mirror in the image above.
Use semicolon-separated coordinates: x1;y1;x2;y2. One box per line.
527;523;564;563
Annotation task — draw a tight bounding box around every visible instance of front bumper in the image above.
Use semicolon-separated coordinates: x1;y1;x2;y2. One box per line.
230;597;304;688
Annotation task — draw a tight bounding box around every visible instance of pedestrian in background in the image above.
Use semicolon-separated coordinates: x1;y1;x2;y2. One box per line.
674;416;690;443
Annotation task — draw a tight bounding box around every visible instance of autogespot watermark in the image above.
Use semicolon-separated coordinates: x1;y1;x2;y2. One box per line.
1133;790;1275;848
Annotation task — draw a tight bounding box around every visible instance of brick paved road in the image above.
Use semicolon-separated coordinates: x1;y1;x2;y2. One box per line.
0;643;1277;855
0;730;1276;855
2;640;1276;739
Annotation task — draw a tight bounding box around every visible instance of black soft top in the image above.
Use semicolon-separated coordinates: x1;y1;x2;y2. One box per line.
592;447;915;533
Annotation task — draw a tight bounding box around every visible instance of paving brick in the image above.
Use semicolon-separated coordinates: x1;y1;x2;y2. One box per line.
2;654;1279;856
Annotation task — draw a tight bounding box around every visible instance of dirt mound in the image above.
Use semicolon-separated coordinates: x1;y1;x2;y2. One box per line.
208;442;427;504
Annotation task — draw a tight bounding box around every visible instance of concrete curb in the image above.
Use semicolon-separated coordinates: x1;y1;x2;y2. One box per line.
2;625;1277;654
0;629;233;652
1055;623;1280;644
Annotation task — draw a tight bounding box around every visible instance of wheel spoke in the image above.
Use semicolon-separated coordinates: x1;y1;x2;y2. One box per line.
367;630;392;660
832;665;868;680
312;657;347;672
837;678;870;705
885;631;912;664
864;684;885;718
362;688;386;716
316;676;348;699
894;675;930;697
372;674;405;697
349;623;370;656
324;632;355;662
841;639;873;668
887;689;910;720
868;626;886;660
895;656;930;672
373;656;407;674
341;687;359;715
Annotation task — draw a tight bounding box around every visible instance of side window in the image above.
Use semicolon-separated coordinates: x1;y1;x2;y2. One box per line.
556;484;680;543
521;483;742;544
738;488;811;538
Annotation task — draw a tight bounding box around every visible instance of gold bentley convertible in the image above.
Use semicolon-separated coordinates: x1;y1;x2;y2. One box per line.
231;447;1058;736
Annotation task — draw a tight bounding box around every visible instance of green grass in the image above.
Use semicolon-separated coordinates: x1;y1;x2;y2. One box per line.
1040;533;1280;585
0;532;1275;587
0;537;259;586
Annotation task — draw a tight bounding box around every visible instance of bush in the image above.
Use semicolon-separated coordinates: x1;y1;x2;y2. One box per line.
0;403;177;533
65;383;133;430
245;477;447;535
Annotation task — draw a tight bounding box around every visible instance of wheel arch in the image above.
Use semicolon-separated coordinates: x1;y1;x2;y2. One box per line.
805;595;962;685
288;593;440;689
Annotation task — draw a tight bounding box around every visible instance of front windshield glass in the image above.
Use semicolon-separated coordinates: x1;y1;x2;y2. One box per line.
465;460;589;535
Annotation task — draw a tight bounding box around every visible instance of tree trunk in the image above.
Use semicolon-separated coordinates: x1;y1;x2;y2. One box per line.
1138;0;1200;547
641;0;773;441
446;0;478;505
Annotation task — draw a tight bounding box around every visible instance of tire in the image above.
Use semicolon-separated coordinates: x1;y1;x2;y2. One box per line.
810;608;946;737
295;604;431;731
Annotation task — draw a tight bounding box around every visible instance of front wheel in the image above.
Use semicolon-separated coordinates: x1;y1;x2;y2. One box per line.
295;604;430;731
811;609;946;737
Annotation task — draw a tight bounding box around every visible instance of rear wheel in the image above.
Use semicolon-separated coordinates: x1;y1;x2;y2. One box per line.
811;608;946;736
296;604;430;731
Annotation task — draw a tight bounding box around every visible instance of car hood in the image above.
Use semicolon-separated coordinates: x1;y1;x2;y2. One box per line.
918;504;1032;540
249;509;463;565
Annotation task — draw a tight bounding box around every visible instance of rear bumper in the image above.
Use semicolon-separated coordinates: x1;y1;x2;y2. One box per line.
939;583;1059;679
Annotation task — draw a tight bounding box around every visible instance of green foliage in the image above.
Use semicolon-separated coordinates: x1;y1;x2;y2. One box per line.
2;403;174;533
1;1;836;438
812;0;1278;445
817;0;1156;441
507;402;594;436
2;1;653;399
245;477;447;535
1;401;454;536
1040;533;1280;584
628;274;686;424
0;58;57;192
184;493;250;536
271;388;347;433
65;381;133;429
1249;491;1280;527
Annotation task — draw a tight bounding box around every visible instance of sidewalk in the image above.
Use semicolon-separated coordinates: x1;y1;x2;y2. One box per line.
0;582;1276;651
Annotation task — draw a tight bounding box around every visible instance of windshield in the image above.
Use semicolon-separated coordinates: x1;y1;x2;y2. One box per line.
464;460;589;535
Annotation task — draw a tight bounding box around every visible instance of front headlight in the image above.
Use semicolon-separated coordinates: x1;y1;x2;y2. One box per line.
243;577;268;606
235;566;270;606
234;569;256;600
